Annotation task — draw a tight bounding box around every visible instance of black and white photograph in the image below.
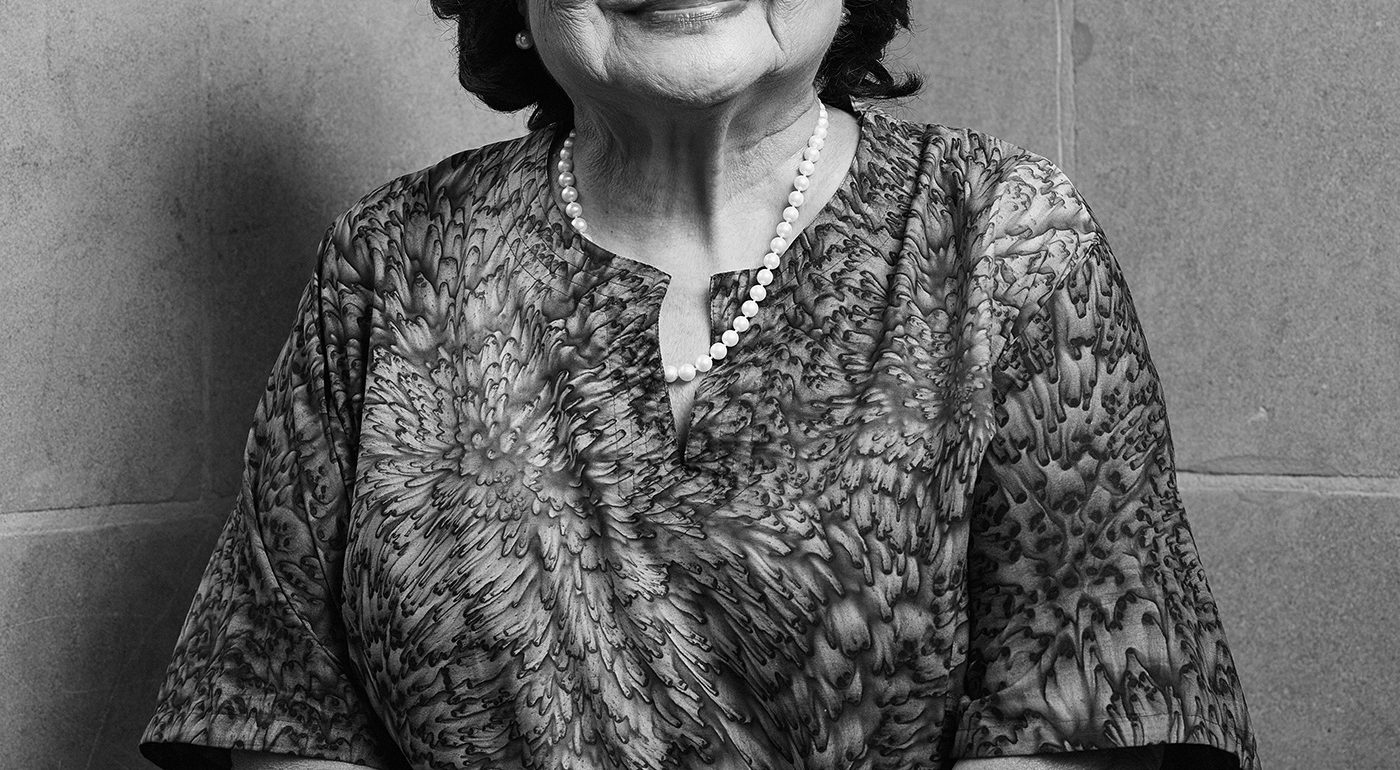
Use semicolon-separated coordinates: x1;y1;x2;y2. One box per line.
2;2;1395;768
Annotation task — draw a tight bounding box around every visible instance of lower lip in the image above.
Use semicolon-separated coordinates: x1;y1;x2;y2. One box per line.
627;0;746;28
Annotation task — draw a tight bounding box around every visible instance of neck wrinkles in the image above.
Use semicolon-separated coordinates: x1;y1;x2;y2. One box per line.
565;91;826;257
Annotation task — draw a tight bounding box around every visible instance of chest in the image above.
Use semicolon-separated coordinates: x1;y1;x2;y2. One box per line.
349;217;1000;550
348;240;994;594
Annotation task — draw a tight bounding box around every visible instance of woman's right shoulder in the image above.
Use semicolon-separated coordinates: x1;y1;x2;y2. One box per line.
322;129;551;271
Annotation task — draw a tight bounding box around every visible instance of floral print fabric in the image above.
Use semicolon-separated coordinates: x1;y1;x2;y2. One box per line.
142;106;1258;770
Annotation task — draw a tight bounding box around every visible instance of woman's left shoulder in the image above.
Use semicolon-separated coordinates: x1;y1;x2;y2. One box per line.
860;106;1115;358
953;128;1108;320
862;106;1103;251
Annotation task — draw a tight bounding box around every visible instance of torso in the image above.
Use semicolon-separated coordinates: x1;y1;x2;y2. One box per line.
340;108;1102;768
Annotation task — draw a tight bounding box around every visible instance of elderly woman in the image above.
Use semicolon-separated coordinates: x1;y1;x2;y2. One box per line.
141;1;1257;769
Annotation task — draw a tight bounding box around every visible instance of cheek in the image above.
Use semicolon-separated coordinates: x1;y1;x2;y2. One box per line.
528;2;611;85
529;0;604;53
767;0;844;57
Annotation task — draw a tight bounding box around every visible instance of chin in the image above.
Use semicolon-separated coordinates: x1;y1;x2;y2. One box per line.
604;15;781;107
634;64;769;109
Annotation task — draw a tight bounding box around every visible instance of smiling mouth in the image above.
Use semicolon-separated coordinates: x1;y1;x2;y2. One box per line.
622;0;746;23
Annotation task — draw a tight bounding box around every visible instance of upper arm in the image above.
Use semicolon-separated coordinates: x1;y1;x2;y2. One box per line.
139;221;407;770
950;148;1257;769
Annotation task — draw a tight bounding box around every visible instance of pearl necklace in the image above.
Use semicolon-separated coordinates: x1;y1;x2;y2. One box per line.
555;101;830;384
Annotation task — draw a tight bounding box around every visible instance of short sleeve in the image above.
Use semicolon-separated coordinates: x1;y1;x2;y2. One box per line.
140;228;408;769
955;234;1259;768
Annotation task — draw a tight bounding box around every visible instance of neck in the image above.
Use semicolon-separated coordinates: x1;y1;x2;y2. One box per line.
566;88;825;262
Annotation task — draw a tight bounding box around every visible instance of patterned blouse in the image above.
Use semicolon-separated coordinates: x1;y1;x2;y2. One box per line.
142;106;1258;770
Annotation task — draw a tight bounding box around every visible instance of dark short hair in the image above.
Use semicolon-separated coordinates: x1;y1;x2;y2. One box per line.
429;0;923;130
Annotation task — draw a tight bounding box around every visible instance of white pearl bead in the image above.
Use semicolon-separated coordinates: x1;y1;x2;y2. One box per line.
763;252;781;269
788;190;805;207
557;159;571;173
803;147;820;162
769;236;787;253
782;206;800;223
722;329;739;347
741;299;759;317
808;135;822;148
565;202;582;218
733;316;750;332
793;175;811;192
710;342;728;360
557;172;575;187
571;217;588;233
695;355;713;372
775;221;793;239
798;160;816;176
559;147;572;160
563;134;575;147
756;268;773;286
749;284;767;302
664;364;678;382
677;363;697;382
561;186;579;203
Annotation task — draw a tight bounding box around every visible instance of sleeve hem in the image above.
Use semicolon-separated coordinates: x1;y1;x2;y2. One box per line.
141;707;402;770
952;709;1258;770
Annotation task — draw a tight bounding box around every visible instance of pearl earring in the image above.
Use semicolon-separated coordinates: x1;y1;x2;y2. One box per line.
515;31;533;50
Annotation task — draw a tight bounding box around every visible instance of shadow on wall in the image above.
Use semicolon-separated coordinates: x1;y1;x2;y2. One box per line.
116;68;378;770
200;96;355;496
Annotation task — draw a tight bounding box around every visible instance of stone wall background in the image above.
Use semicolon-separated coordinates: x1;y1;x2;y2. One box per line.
3;1;1396;767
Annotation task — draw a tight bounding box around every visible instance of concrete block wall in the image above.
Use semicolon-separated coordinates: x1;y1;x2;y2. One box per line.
2;1;1394;767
